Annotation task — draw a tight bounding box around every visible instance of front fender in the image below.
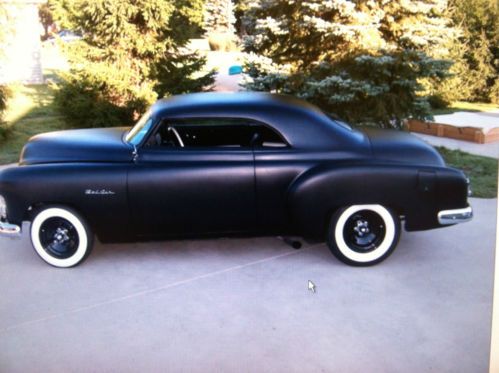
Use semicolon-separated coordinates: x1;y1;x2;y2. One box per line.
0;163;131;242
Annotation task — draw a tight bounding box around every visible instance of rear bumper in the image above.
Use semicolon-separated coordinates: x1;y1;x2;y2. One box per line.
438;205;473;225
0;220;21;237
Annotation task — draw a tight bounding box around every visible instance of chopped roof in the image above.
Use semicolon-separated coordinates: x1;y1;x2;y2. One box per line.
151;92;320;114
149;92;364;149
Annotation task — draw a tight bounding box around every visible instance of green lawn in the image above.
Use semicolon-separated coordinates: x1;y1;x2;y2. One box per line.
432;101;499;115
0;84;66;164
0;88;497;198
437;147;498;198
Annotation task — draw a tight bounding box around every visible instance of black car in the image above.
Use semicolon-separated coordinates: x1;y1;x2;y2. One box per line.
0;93;473;267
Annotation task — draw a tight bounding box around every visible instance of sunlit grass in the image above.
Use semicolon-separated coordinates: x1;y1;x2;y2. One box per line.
437;147;498;198
432;101;499;115
0;84;65;164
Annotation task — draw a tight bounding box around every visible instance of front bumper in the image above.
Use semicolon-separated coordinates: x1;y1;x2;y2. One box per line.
0;220;21;237
438;205;473;225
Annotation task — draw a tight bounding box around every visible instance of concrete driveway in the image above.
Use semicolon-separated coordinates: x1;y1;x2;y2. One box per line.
0;197;496;372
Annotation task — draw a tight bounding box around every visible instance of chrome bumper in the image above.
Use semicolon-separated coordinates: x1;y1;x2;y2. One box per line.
438;206;473;225
0;220;21;237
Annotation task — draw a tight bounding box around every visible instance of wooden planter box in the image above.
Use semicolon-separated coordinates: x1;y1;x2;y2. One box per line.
405;119;499;144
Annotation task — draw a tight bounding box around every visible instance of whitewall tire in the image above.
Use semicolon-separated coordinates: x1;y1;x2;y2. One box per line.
327;204;401;266
30;206;93;268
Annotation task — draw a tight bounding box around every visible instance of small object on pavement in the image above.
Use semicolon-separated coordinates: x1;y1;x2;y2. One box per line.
228;65;243;75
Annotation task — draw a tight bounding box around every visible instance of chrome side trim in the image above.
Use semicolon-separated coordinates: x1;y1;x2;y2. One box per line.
0;221;22;237
438;206;473;225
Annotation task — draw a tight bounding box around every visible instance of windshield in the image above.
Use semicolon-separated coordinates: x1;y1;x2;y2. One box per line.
126;110;154;146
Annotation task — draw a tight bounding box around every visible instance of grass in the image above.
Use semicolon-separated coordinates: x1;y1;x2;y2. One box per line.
437;147;498;198
0;84;65;164
432;101;499;115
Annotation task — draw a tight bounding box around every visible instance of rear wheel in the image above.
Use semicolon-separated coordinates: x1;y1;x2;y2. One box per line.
30;206;93;268
327;204;400;266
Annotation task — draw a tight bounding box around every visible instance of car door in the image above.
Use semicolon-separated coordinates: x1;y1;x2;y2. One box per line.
128;118;257;238
250;122;305;235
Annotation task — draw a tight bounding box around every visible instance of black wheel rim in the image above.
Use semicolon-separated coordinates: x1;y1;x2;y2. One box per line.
39;217;79;259
343;210;386;253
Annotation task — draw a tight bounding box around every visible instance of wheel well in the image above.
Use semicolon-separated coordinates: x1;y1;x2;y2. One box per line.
322;206;340;238
23;203;89;223
23;203;44;222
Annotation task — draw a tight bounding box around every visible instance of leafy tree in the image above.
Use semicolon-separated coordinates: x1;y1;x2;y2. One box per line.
0;6;12;140
448;0;498;103
243;0;455;128
38;2;54;40
52;0;215;128
49;0;78;30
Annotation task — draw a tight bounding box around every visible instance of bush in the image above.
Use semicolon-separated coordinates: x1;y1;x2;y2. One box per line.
428;94;450;110
490;80;499;105
208;32;238;51
54;69;155;128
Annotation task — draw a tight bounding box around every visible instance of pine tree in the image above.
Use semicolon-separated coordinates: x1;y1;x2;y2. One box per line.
204;0;236;34
52;0;215;128
243;0;456;128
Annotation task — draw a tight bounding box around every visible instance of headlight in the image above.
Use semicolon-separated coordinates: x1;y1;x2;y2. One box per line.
0;195;6;220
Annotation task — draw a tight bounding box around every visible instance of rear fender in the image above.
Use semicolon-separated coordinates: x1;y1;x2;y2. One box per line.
288;164;440;239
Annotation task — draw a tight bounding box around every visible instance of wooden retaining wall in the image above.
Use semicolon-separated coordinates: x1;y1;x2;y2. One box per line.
405;119;499;144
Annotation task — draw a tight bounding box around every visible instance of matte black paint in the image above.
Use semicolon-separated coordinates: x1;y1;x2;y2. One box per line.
20;127;133;165
0;93;470;243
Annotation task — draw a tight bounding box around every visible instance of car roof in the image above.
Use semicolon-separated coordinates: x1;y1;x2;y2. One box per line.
151;92;322;118
150;92;364;149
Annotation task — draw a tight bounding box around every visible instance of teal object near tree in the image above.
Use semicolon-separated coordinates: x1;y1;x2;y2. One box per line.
228;65;243;75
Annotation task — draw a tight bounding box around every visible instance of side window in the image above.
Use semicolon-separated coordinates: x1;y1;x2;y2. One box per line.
144;117;287;149
254;124;287;148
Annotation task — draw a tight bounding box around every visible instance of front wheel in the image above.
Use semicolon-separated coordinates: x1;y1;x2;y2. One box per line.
30;206;94;268
327;204;401;266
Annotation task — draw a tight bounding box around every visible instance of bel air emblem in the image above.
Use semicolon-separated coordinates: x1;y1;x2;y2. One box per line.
85;189;116;195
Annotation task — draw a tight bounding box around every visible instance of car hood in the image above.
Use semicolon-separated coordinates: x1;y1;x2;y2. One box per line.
361;127;445;167
20;127;134;165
